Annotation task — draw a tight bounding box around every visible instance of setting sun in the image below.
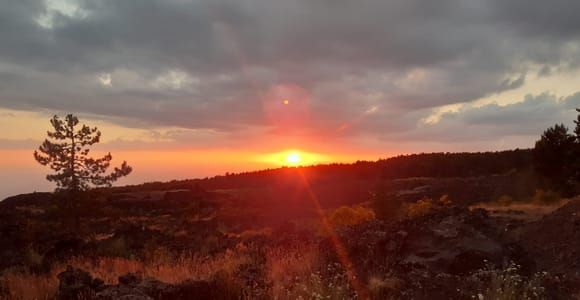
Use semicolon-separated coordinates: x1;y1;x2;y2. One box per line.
256;149;333;167
286;151;301;164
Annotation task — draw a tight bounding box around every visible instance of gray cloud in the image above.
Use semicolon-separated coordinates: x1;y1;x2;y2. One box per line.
372;92;580;146
1;0;580;145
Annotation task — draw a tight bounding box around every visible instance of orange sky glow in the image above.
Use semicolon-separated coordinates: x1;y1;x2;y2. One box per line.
2;0;580;200
0;145;379;199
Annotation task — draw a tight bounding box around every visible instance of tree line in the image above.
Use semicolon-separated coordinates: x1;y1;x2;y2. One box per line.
32;112;580;198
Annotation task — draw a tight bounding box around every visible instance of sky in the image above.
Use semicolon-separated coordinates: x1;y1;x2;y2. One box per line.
1;0;580;198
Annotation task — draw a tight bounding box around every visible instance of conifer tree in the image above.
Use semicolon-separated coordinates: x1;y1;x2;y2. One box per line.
574;108;580;139
34;114;132;191
534;123;576;193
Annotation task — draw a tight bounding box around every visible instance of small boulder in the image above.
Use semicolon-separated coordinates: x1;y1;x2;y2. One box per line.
118;273;142;286
57;266;104;299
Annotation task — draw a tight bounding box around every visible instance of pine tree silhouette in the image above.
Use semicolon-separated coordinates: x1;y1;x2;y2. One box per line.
34;114;132;191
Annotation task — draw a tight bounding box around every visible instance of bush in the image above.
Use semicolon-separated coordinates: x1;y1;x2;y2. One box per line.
438;194;452;206
327;205;375;227
405;198;434;218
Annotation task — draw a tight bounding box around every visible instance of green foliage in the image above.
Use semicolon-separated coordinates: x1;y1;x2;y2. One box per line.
34;114;132;191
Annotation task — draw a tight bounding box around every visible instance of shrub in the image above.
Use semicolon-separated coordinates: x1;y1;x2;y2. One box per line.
327;205;375;227
406;198;434;218
438;194;452;206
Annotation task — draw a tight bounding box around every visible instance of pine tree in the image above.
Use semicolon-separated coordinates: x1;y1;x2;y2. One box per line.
533;123;576;193
573;108;580;182
574;108;580;139
34;114;132;191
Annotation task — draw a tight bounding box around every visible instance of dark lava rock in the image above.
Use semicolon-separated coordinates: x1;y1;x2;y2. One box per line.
158;280;218;299
95;286;153;300
520;198;580;275
0;192;53;209
57;267;238;300
328;205;529;277
43;238;89;268
398;210;506;274
96;274;168;300
118;273;142;286
0;222;27;271
56;266;104;300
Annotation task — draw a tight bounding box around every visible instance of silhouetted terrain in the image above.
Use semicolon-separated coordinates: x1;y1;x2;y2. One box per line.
106;150;536;221
2;149;580;299
115;149;533;191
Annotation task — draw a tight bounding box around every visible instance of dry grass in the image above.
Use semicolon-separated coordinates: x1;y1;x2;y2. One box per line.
267;245;319;286
0;249;249;300
0;271;57;300
470;199;570;222
267;244;320;299
266;245;357;300
471;262;548;300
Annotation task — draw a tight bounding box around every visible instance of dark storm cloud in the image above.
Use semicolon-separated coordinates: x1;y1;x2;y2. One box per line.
372;92;580;144
1;0;580;143
491;0;580;39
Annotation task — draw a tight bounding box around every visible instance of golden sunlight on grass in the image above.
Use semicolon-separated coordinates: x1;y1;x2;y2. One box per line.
257;149;329;166
1;250;250;300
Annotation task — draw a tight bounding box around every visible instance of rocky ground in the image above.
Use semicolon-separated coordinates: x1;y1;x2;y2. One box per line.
55;266;242;300
1;188;579;299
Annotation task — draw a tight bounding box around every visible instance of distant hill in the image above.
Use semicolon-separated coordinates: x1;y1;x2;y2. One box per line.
2;149;535;217
110;149;533;193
